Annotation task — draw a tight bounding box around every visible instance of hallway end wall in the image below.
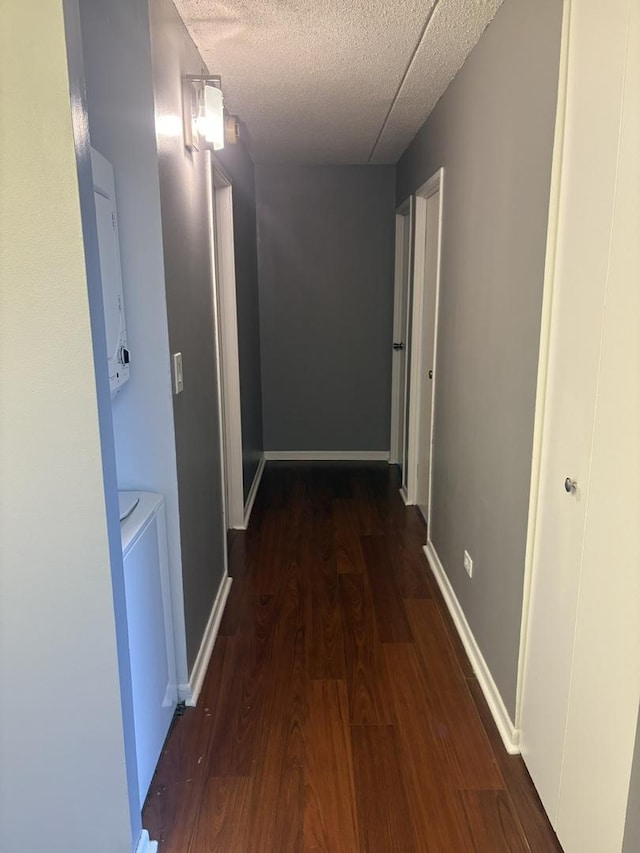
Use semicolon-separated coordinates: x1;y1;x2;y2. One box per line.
396;0;563;716
256;165;396;454
217;141;264;500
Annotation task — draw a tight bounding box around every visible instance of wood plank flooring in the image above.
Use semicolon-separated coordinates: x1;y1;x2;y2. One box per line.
143;462;562;852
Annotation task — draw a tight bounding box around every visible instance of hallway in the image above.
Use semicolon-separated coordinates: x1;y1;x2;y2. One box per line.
143;463;560;852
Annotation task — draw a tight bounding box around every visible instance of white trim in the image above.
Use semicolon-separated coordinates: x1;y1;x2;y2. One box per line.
210;160;245;531
390;199;412;466
210;152;233;187
423;540;520;755
415;169;443;200
425;174;444;534
155;503;178;709
207;155;230;547
515;0;572;729
238;453;265;530
405;194;426;501
178;574;232;707
135;830;158;853
399;486;411;506
405;168;444;516
390;211;404;465
263;451;390;462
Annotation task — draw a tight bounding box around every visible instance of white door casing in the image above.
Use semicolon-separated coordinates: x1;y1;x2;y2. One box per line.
208;155;245;531
401;197;415;498
415;187;441;525
405;169;444;518
390;200;412;473
519;1;639;850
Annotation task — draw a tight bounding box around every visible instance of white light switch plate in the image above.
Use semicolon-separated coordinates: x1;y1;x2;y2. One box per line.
464;550;473;578
172;352;184;395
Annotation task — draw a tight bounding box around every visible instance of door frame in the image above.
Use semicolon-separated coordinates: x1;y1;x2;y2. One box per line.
390;198;413;470
514;0;571;730
208;154;245;531
405;168;444;521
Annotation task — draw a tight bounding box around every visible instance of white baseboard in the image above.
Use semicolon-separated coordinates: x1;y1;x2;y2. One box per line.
399;486;411;505
238;454;264;530
178;575;232;707
263;450;390;462
423;540;520;754
135;830;158;853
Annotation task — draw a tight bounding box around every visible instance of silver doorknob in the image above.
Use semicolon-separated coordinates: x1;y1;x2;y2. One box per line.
564;478;578;494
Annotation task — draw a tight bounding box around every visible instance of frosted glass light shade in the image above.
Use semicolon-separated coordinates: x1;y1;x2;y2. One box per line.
196;83;224;151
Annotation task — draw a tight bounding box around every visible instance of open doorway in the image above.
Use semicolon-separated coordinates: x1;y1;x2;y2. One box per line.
207;156;245;530
390;199;413;493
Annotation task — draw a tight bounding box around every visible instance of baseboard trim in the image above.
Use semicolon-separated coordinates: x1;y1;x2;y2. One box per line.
263;450;390;462
399;486;411;505
178;574;232;707
423;540;520;754
135;830;158;853
238;454;265;530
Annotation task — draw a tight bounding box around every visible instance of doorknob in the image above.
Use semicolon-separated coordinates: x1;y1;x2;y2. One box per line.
564;477;578;494
428;370;433;379
393;342;404;351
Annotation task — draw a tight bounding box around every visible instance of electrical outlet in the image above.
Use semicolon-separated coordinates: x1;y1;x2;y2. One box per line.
463;550;473;578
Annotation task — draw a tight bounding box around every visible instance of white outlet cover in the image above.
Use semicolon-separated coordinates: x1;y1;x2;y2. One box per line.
464;550;473;578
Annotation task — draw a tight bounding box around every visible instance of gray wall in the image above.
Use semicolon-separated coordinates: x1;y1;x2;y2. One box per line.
78;0;189;687
149;0;227;669
256;165;396;452
623;708;640;852
217;140;264;498
396;0;563;715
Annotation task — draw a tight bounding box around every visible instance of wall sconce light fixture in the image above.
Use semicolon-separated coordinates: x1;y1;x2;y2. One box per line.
183;74;225;152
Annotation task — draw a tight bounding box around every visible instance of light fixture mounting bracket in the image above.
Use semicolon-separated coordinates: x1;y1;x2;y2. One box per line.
184;74;222;87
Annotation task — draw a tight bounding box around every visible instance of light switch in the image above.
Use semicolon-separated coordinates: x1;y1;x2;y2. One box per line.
172;352;184;395
463;549;473;578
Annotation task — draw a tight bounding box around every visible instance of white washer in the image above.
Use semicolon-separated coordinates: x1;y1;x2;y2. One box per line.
120;491;177;811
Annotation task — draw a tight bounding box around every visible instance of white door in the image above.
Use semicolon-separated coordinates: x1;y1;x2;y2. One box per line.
415;188;441;524
390;201;412;479
520;3;639;850
405;169;443;511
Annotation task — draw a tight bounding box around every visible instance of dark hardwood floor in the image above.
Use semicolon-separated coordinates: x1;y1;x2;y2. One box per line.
143;462;561;852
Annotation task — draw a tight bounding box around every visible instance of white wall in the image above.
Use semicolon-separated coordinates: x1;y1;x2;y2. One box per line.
79;0;188;688
0;3;133;851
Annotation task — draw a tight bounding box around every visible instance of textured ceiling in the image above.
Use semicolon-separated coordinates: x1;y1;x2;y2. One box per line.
173;0;504;164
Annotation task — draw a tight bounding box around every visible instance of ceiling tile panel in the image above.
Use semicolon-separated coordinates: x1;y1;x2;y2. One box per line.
173;0;503;163
370;0;503;163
